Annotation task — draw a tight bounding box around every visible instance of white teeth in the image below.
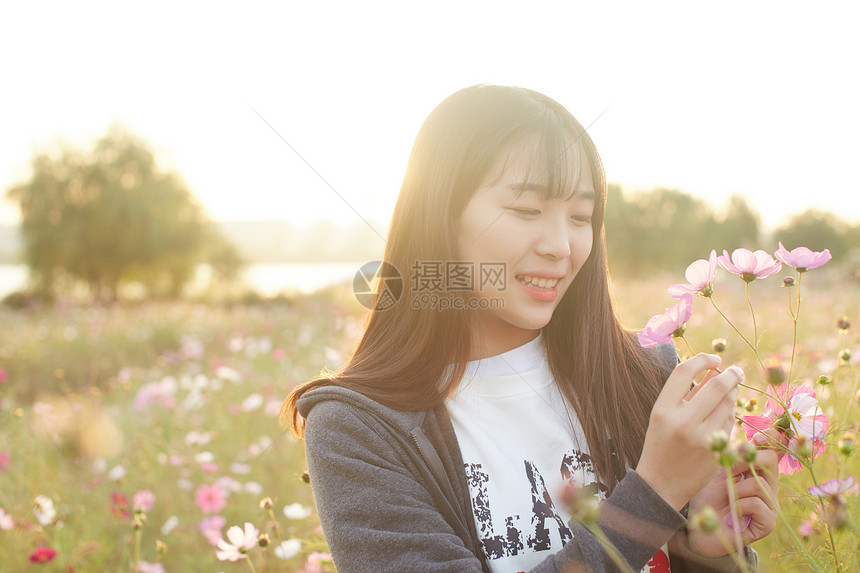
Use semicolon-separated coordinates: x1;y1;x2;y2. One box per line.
517;275;559;289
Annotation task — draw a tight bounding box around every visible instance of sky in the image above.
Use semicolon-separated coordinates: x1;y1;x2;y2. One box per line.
2;1;859;233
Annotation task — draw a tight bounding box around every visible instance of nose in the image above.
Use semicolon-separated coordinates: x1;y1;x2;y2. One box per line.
535;215;571;260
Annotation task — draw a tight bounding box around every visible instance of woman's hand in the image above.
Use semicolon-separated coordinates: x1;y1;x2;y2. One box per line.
686;429;782;557
636;354;743;511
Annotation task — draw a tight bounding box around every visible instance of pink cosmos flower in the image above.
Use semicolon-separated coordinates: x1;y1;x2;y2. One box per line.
195;483;227;514
717;248;782;282
199;515;227;546
133;489;155;513
303;551;333;573
0;507;14;530
743;384;829;474
774;242;832;272
0;367;8;383
0;450;9;472
638;294;693;348
798;519;817;537
200;462;219;473
808;475;858;497
215;522;259;561
137;562;166;573
668;250;717;298
110;492;130;519
29;546;57;563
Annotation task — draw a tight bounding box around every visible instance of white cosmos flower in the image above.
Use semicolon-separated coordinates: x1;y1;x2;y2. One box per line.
215;522;259;561
283;502;312;520
242;393;263;412
274;538;302;559
108;465;126;481
160;515;179;535
33;495;56;526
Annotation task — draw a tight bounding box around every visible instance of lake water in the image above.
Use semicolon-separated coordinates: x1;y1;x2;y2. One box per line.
0;262;361;299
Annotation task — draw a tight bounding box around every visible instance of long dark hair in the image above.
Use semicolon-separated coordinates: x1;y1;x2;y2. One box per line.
283;85;667;490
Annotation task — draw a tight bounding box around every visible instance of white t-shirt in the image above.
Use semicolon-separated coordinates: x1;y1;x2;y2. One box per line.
446;334;670;573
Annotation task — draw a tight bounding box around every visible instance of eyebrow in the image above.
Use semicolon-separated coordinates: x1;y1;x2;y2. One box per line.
506;183;595;200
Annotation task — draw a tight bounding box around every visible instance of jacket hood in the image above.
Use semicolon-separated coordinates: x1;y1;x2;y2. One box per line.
297;385;426;435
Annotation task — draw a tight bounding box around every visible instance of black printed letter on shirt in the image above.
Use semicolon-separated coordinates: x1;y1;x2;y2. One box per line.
464;463;525;559
524;460;572;551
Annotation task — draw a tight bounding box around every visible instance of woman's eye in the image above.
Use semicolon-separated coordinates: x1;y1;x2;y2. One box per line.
571;215;592;225
508;207;541;217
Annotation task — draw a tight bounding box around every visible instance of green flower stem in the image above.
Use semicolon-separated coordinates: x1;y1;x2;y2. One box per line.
246;556;258;573
747;466;824;570
584;523;636;573
806;465;842;573
133;528;141;573
744;282;758;350
707;296;768;378
267;507;284;546
723;466;752;573
787;272;802;383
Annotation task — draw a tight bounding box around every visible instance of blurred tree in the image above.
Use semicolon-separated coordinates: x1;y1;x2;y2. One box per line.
773;209;848;260
721;194;760;249
605;186;763;276
5;124;243;302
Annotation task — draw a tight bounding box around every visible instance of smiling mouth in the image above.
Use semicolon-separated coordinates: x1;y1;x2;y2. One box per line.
515;275;560;289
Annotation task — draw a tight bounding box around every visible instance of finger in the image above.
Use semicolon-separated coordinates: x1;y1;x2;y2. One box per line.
736;497;776;545
690;366;743;422
658;354;722;406
733;477;779;511
700;382;740;430
751;449;780;490
684;366;721;401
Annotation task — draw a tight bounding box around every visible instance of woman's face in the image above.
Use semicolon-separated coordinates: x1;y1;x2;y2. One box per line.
456;145;595;356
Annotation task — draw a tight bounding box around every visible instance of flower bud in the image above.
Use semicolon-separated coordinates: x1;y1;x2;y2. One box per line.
258;533;270;547
719;450;738;467
827;504;850;530
815;375;832;385
839;349;851;362
838;433;854;456
764;359;786;384
259;497;273;511
155;540;167;554
712;338;727;353
709;430;730;452
837;316;850;331
745;398;758;412
689;506;720;534
782;276;795;287
795;435;812;459
738;441;757;463
132;514;146;530
561;483;601;525
300;471;311;484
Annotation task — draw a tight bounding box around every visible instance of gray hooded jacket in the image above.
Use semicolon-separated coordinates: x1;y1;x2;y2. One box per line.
297;388;756;571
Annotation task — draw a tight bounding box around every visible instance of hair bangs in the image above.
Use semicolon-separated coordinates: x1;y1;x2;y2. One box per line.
487;116;594;205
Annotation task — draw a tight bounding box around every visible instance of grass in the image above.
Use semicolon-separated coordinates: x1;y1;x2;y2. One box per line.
0;268;857;572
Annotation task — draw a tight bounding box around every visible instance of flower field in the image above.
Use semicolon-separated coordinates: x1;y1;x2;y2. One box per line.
0;289;363;572
0;260;858;571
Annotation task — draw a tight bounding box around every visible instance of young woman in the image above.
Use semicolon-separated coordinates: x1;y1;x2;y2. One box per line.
283;85;780;572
